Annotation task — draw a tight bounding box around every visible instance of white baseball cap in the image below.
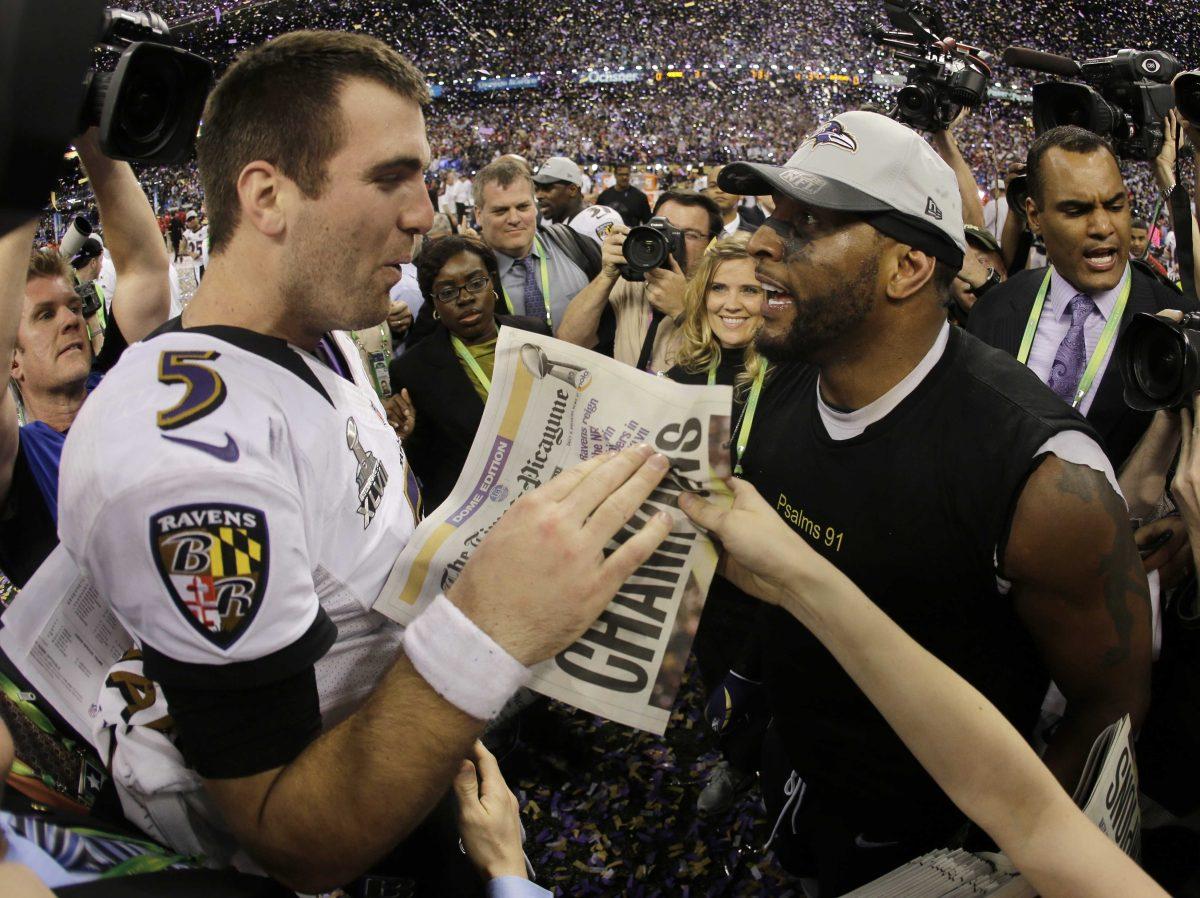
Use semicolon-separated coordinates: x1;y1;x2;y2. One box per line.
719;111;966;269
533;157;584;188
569;205;624;245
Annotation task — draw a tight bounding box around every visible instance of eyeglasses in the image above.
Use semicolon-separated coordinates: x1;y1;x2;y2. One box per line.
432;274;492;304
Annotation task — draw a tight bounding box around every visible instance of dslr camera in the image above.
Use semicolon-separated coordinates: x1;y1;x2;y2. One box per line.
1118;312;1200;411
620;217;688;282
1;0;212;235
871;0;991;132
1005;45;1180;160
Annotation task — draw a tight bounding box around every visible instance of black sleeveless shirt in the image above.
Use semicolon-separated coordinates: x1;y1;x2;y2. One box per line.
739;326;1099;834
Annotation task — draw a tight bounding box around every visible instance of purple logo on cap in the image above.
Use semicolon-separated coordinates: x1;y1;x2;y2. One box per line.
804;121;858;153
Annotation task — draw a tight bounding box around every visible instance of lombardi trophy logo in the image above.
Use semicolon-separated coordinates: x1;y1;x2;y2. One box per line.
520;343;592;391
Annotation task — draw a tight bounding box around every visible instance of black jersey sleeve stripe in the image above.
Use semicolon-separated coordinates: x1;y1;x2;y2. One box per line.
142;607;337;690
164;662;323;779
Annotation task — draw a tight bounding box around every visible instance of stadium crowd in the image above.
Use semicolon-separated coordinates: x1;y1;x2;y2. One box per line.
4;0;1200;897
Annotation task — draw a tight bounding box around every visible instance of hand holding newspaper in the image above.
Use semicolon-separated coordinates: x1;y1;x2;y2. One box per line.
374;331;734;734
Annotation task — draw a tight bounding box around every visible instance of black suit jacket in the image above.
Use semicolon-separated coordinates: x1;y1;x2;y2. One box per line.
389;315;551;510
967;262;1195;469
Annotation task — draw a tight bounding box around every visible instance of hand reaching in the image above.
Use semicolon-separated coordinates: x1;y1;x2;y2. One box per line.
454;741;526;881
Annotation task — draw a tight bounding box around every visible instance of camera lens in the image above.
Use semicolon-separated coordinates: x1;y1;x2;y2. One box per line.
1132;327;1185;403
118;60;179;144
897;84;933;116
623;227;667;270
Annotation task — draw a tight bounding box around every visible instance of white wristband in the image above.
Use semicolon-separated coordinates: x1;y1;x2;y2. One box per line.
402;593;531;720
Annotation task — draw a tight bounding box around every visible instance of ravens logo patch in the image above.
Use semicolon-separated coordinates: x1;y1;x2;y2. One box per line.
150;503;269;649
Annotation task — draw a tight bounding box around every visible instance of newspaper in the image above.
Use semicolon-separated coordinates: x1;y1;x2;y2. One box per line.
0;545;133;753
374;330;734;734
838;714;1139;897
1073;714;1140;859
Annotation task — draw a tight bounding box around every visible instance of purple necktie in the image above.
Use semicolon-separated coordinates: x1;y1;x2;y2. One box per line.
517;255;547;322
1047;294;1096;402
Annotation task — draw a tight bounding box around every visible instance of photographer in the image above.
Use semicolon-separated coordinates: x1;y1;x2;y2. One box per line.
1150;108;1200;290
556;189;723;373
0;128;171;587
968;125;1198;470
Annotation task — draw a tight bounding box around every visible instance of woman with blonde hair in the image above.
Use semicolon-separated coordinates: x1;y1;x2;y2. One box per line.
668;233;771;815
668;234;767;423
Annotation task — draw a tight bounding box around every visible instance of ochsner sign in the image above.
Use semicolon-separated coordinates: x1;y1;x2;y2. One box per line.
577;70;642;84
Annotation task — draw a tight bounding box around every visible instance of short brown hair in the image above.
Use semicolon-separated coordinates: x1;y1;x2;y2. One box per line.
473;158;534;210
27;249;71;284
197;30;430;254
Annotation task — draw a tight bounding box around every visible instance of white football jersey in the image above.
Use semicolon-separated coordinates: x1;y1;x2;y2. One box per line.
59;326;419;726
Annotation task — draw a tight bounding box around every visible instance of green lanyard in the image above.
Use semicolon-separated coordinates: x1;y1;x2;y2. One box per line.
500;237;553;329
1015;266;1131;409
709;362;767;476
348;324;392;400
451;334;492;395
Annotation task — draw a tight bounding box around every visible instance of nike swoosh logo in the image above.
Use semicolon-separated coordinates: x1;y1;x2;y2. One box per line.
161;432;240;463
853;834;901;850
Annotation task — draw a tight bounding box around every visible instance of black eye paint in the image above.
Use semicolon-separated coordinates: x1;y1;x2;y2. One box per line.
763;217;809;262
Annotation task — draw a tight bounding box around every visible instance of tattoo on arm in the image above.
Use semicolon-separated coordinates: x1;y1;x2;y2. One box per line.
1053;463;1141;668
1054;461;1098;503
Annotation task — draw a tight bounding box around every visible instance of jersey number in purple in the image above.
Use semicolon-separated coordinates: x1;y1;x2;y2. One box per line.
156;350;227;431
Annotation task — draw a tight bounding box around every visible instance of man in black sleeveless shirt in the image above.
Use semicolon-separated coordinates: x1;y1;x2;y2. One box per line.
716;112;1152;894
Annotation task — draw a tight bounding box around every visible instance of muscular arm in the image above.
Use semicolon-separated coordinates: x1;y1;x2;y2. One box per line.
1005;456;1152;790
74;131;169;342
931;129;985;228
204;655;482;892
0;220;38;507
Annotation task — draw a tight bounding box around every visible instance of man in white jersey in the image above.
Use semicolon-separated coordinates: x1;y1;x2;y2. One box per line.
58;31;672;894
182;211;207;281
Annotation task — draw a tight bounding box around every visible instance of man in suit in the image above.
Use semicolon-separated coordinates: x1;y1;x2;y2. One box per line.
969;125;1195;472
703;165;764;236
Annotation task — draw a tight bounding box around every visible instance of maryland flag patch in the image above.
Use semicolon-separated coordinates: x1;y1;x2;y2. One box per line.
150;503;270;649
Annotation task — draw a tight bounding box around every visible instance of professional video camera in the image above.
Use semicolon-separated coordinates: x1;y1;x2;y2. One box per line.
620;217;687;282
871;0;992;132
1002;46;1180;160
1;0;213;236
1118;312;1200;411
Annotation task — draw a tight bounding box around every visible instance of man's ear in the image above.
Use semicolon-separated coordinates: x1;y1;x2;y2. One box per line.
235;160;290;240
1025;194;1041;236
885;245;937;302
11;346;24;386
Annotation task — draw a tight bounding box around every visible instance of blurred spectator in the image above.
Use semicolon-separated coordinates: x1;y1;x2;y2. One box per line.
596;164;651;227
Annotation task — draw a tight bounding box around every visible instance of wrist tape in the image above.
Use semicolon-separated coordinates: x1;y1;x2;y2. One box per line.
402;593;531;720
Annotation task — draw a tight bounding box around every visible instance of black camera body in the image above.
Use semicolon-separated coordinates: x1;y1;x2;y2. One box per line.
1030;50;1180;160
0;1;213;236
872;1;991;132
75;281;104;319
620;217;687;282
1118;311;1200;411
82;9;214;164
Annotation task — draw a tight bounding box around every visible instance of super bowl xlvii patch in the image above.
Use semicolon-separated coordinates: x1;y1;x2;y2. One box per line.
346;417;389;528
150;504;269;649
